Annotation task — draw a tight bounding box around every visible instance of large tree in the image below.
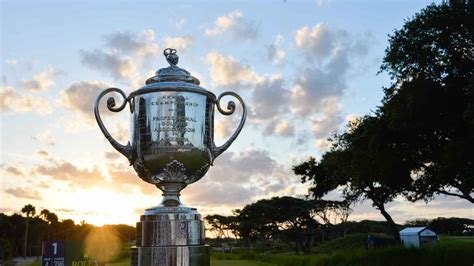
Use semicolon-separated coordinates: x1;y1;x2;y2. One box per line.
294;115;410;239
295;1;473;240
380;0;474;202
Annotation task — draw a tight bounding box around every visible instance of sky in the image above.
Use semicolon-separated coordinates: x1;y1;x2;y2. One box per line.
1;0;472;226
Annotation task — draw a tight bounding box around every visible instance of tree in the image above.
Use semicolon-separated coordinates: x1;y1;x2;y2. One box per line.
380;0;474;202
205;214;238;252
294;116;410;240
236;197;321;254
295;0;473;240
40;209;59;225
21;204;36;258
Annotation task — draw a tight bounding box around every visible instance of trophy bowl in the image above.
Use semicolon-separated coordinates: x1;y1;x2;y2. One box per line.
94;48;246;208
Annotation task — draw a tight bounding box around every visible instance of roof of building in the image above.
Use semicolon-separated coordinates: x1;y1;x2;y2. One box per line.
399;227;435;235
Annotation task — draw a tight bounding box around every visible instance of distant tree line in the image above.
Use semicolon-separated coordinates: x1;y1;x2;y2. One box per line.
0;204;135;260
204;196;474;255
405;217;474;236
206;196;353;254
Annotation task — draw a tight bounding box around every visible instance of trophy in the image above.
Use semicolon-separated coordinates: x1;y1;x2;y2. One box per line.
94;48;246;265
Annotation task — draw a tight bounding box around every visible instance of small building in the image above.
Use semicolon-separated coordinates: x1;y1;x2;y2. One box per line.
399;227;438;248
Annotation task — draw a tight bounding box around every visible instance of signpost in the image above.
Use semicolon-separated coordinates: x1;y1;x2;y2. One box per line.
42;241;104;266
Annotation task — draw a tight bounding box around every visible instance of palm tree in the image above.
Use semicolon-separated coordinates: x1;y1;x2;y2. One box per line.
40;209;58;240
21;204;36;258
39;209;50;221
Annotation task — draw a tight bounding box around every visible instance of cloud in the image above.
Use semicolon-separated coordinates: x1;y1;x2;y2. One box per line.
316;0;331;7
291;26;366;117
0;86;53;115
103;30;159;58
183;149;304;208
215;116;237;139
80;29;195;83
36;150;49;157
265;34;286;65
6;59;17;65
5;187;42;200
209;149;278;184
205;10;259;41
31;158;106;189
5;166;24;176
104;151;121;160
80;30;160;82
163;35;193;52
311;104;343;138
59;80;112;121
176;18;187;29
21;66;58;93
290;24;372;147
107;164;156;195
34;130;56;146
274;121;295;137
110;122;129;143
184;182;258;206
290;55;348;117
315;138;332;151
104;32;147;54
250;75;289;121
295;23;339;60
80;50;138;81
205;52;258;88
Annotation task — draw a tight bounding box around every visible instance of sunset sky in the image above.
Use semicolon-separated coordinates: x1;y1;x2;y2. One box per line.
1;0;472;226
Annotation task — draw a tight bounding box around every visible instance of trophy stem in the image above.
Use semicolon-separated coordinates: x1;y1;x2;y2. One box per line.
160;190;182;207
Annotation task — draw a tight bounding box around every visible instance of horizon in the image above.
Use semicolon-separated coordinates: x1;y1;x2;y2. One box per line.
1;0;473;227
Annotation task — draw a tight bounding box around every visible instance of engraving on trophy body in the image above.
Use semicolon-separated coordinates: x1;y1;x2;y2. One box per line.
130;90;213;197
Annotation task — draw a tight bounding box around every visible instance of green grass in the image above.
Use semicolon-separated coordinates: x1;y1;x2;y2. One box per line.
211;259;275;266
25;236;474;266
105;257;129;265
210;235;474;266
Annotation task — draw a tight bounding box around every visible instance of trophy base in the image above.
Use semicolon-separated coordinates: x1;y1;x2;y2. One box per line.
131;205;210;266
131;245;210;266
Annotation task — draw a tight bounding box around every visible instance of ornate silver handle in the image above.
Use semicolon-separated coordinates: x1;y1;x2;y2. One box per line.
94;88;134;163
212;91;247;160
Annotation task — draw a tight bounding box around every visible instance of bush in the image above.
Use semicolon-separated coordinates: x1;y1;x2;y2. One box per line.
0;238;13;261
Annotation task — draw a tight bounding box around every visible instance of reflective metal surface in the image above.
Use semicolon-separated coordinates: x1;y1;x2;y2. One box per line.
137;208;205;246
94;49;246;266
94;48;247;207
131;246;210;266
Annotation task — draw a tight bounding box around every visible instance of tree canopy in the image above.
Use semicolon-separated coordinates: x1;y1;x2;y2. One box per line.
294;0;473;240
380;0;474;202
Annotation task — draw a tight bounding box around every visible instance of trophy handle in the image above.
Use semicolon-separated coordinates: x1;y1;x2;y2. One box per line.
94;88;134;164
212;91;247;160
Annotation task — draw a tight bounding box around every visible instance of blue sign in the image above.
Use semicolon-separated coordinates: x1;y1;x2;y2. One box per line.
42;241;105;266
42;241;66;266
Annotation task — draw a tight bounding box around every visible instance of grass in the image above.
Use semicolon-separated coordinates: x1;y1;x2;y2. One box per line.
210;235;474;266
24;235;473;266
211;259;275;266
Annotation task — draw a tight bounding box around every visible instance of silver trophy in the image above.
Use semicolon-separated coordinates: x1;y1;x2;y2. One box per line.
94;48;246;265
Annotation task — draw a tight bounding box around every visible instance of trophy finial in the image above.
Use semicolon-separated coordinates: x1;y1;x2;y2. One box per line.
146;48;200;85
164;48;178;66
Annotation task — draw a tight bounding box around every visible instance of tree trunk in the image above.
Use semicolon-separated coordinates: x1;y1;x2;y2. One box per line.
24;219;29;258
375;202;400;242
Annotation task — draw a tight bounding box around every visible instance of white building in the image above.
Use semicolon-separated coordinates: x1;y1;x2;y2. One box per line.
399;227;438;248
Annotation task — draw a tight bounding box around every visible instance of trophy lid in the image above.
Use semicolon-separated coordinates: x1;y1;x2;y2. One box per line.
145;48;200;85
